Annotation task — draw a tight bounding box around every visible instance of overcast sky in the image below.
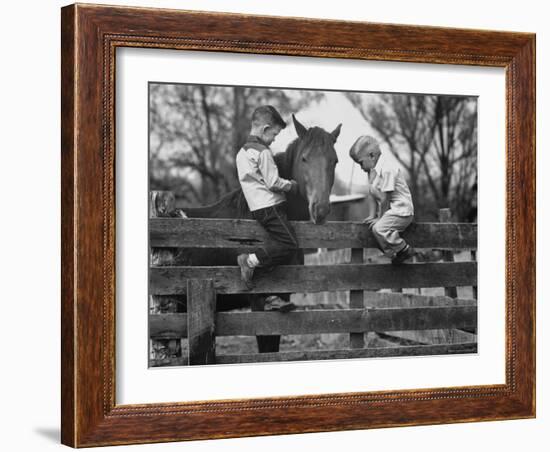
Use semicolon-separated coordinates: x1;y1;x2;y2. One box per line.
272;91;400;194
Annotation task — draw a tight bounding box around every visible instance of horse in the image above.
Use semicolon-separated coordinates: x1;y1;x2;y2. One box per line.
178;115;341;353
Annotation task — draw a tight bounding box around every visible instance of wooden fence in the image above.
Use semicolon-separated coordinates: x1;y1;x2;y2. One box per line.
149;194;477;366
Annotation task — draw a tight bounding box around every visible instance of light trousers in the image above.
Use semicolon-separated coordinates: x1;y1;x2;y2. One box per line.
371;212;414;257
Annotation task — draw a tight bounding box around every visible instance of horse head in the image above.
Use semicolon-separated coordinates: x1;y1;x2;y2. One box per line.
288;115;341;225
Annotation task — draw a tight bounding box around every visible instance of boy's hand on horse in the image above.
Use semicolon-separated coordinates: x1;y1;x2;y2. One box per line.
288;180;299;195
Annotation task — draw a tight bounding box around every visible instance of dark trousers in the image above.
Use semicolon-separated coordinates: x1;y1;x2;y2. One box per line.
251;202;299;268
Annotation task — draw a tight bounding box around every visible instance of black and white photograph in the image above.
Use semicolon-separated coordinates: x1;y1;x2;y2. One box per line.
148;82;478;367
3;0;543;450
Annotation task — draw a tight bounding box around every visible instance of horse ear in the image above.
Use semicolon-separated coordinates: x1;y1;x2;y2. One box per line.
292;114;307;138
331;123;342;142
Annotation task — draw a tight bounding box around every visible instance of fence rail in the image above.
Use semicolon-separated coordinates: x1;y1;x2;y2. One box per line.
150;218;477;249
150;262;477;295
151;343;478;367
151;305;476;337
216;343;478;364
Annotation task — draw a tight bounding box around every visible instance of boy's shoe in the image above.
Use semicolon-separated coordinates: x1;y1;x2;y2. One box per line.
264;295;296;313
237;254;255;289
391;245;415;265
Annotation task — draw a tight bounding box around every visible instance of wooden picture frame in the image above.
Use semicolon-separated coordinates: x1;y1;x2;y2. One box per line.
61;3;535;447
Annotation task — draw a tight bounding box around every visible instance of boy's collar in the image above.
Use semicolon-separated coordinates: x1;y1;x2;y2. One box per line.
246;134;270;148
374;152;385;173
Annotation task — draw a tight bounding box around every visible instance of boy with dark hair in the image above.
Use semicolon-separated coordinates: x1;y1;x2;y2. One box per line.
235;105;299;311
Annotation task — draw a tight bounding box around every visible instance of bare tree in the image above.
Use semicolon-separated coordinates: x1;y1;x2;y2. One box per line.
150;84;231;203
346;92;477;220
149;84;323;206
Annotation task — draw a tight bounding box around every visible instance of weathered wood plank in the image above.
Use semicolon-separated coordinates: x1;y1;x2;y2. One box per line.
150;306;477;337
149;300;477;338
187;279;216;365
148;343;478;366
216;342;478;364
471;249;478;299
149;192;182;363
364;292;477;308
150;313;188;338
380;329;477;346
219;307;477;335
350;248;365;348
148;297;477;340
439;209;458;299
150;262;478;295
149;357;188;367
150;218;477;249
365;291;478;345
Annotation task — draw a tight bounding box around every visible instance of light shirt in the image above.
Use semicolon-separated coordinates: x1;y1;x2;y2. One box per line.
370;153;414;216
236;136;293;212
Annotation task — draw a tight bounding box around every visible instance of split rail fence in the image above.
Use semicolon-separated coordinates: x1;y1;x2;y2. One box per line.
149;192;477;366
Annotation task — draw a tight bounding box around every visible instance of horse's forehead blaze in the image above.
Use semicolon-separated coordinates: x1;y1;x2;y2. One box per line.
297;144;336;195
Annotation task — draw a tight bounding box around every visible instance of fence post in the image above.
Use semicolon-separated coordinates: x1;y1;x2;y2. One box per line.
439;208;458;298
150;191;179;267
438;208;463;343
187;279;216;365
149;191;182;364
350;248;365;348
471;250;478;299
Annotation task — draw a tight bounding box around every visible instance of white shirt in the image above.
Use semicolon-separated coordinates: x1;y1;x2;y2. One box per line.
370;153;414;217
236;141;292;211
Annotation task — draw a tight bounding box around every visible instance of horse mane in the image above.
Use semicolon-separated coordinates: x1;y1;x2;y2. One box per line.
273;145;294;180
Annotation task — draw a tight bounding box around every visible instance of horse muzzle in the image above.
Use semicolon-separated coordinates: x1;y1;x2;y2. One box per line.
309;201;330;225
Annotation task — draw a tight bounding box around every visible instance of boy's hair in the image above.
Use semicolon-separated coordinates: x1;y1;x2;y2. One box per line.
349;135;380;161
251;105;287;130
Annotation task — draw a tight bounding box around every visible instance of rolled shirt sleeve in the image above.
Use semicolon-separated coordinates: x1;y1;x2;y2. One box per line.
379;169;397;192
370;155;414;216
258;149;293;192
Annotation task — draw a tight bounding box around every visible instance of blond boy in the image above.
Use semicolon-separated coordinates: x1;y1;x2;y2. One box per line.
349;135;415;264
